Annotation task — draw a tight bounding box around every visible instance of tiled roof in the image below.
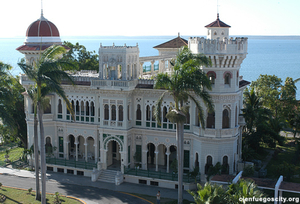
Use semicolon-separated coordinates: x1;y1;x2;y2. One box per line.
26;15;60;37
153;36;188;49
239;80;251;88
205;14;231;28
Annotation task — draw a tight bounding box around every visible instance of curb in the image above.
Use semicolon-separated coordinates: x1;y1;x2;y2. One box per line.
2;185;86;204
118;191;154;204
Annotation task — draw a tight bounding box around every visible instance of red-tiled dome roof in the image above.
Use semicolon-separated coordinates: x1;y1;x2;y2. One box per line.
205;14;231;28
26;15;59;37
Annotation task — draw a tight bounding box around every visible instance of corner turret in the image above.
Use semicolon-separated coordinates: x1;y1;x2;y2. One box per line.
205;13;230;40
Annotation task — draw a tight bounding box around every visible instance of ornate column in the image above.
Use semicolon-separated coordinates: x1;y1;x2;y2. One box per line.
74;142;78;161
151;61;155;76
139;62;144;78
65;141;69;160
120;151;125;174
166;151;170;173
94;143;97;163
155;151;159;171
84;142;88;162
142;149;148;170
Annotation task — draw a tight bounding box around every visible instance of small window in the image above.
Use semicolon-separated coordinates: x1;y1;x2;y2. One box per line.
136;104;141;120
224;73;231;85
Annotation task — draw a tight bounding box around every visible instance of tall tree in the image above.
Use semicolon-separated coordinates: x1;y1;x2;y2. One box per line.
154;46;213;204
18;45;75;203
62;41;99;71
0;63;27;147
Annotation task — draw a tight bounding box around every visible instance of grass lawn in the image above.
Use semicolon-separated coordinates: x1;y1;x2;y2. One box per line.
0;146;24;167
0;186;82;204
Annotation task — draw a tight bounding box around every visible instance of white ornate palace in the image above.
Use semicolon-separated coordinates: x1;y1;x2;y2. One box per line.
18;12;249;188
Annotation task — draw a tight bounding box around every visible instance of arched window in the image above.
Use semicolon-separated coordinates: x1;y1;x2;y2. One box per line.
86;101;90;116
136;104;141;120
119;105;123;121
44;99;51;114
111;105;116;121
222;156;229;174
58;99;62;114
104;104;109;120
91;102;95;116
76;101;79;115
214;31;217;35
205;156;213;174
45;137;52;154
207;71;216;85
163;106;168;122
146;105;150;121
186;109;190;124
152;105;155;121
224;72;231;85
127;105;130;121
222;109;230;128
80;101;84;115
206;111;215;128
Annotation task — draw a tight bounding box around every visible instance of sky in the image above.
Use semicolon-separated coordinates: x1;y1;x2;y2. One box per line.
0;0;299;38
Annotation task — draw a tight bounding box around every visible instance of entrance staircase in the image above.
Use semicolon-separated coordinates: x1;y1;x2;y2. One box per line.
98;169;118;183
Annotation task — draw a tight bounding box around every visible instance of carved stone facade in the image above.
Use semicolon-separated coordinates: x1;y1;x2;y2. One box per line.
19;13;249;183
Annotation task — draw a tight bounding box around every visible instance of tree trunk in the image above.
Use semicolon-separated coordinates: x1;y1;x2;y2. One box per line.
34;110;41;201
176;121;184;204
38;102;46;204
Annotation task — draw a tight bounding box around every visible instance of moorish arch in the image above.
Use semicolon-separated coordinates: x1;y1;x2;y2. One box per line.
103;135;124;170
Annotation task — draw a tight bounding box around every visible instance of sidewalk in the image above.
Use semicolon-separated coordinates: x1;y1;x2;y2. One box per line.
0;167;194;202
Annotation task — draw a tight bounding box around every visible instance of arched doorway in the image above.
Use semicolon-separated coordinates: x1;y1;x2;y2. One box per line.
157;144;167;171
147;143;155;166
205;155;213;174
45;137;53;156
68;135;75;159
107;140;121;170
169;145;177;173
87;137;95;161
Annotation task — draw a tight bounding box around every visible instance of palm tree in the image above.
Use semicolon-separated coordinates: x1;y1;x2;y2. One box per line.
226;179;265;204
18;45;75;203
154;46;213;204
188;182;226;204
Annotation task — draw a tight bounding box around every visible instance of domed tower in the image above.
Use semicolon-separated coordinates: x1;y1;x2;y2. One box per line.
188;14;249;174
16;10;62;65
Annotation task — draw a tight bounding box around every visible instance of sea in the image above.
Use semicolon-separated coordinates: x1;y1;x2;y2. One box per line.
1;35;300;98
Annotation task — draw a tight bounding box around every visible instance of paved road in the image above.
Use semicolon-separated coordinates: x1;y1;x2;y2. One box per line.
0;174;151;204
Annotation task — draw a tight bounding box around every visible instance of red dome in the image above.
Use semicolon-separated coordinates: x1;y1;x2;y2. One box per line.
26;16;60;37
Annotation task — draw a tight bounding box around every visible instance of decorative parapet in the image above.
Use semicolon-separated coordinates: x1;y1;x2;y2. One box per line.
188;37;248;55
201;127;239;137
91;79;138;90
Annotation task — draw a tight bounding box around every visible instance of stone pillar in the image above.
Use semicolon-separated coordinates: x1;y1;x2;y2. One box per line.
66;141;69;160
142;150;148;170
151;61;155;76
120;152;125;174
139;62;144;78
155;151;159;171
160;60;165;73
94;143;97;163
103;149;108;169
166;152;170;173
74;142;78;161
84;143;88;162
